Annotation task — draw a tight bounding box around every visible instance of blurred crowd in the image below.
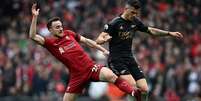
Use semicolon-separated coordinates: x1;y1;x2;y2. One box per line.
0;0;201;101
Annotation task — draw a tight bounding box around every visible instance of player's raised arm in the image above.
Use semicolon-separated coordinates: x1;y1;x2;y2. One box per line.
147;27;183;39
80;36;109;56
29;3;45;45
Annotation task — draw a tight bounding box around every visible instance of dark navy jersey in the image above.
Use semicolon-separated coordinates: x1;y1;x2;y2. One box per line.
104;16;148;58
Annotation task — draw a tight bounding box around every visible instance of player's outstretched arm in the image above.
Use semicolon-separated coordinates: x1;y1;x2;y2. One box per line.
95;32;112;45
147;27;183;39
29;3;45;45
80;36;109;56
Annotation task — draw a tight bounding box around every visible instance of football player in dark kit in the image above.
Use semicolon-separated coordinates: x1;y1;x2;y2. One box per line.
96;0;183;101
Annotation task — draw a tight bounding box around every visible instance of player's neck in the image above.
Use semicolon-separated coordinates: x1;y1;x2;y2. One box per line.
121;14;130;21
53;34;63;39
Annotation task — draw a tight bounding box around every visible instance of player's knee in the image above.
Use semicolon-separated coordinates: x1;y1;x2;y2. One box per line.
63;97;74;101
119;76;136;87
105;73;118;83
129;80;136;87
139;86;149;94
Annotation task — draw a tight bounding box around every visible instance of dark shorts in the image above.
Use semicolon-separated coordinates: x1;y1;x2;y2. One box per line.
66;64;103;93
108;57;145;80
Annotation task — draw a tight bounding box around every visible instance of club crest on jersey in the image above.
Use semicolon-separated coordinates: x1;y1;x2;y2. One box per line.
59;47;65;54
65;36;70;40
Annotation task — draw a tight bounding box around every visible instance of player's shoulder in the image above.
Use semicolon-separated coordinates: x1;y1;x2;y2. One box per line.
109;16;122;25
43;36;55;46
132;17;143;24
64;30;77;37
64;30;75;34
44;36;53;40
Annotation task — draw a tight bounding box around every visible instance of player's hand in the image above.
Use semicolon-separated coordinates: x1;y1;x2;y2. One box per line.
169;32;183;39
32;3;40;17
102;50;109;57
104;35;112;41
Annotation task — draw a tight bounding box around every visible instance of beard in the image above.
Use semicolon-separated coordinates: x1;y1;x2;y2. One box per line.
54;32;63;38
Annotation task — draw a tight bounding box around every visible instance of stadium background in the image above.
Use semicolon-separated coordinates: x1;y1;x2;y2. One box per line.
0;0;200;101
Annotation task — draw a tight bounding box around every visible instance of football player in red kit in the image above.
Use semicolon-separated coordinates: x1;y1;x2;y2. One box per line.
29;4;140;101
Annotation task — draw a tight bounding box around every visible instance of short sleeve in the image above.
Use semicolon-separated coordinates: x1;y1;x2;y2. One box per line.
43;37;51;47
134;18;148;32
75;33;81;41
103;24;115;35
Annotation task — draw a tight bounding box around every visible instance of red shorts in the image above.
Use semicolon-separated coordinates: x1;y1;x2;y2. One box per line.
66;64;103;93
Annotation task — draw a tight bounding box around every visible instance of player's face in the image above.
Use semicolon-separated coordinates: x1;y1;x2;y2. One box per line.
125;7;140;21
49;20;64;37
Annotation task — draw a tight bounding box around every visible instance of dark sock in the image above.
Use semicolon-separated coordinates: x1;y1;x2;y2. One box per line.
134;89;141;101
141;92;148;101
134;89;149;101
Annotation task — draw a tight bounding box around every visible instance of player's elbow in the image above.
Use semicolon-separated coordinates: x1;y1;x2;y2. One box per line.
29;35;34;40
96;40;103;45
29;32;35;39
29;35;38;42
95;38;105;45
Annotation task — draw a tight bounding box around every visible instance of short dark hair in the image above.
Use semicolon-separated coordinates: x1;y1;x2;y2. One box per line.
126;0;141;9
47;17;61;29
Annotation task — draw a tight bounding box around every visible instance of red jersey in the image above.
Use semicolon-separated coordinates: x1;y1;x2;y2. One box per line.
43;30;95;77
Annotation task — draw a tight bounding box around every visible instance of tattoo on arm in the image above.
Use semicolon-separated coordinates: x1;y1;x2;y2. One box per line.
148;27;169;36
85;38;96;48
85;38;107;52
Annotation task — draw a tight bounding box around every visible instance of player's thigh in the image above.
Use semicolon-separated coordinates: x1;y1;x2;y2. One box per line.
63;93;78;101
99;67;118;83
119;74;136;87
136;78;149;93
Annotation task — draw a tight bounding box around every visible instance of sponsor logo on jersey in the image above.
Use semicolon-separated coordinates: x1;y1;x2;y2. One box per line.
59;41;76;54
118;31;132;40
